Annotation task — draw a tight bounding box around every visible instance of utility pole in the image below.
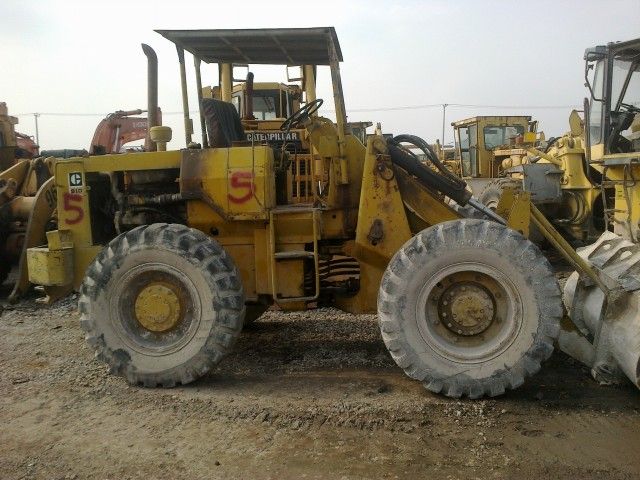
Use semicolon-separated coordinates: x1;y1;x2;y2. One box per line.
34;113;40;146
441;103;448;145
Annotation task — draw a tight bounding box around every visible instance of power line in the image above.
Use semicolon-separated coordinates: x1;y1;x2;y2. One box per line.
346;104;443;112
346;103;581;113
15;102;581;118
450;103;581;109
14;111;188;117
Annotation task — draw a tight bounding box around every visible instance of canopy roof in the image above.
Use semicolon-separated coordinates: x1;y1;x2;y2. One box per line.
155;27;342;65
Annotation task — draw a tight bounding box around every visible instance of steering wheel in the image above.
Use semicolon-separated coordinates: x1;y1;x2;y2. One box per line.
280;98;323;132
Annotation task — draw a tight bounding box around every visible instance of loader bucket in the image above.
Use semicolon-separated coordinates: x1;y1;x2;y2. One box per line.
563;232;640;389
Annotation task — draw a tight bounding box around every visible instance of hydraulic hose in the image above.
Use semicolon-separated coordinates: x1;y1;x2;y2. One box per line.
387;134;472;205
391;134;462;185
544;137;558;153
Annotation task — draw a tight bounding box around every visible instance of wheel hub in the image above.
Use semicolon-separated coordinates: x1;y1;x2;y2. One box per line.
134;283;182;332
438;282;495;336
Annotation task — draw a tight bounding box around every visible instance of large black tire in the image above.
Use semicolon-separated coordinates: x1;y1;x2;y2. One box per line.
378;219;562;398
0;257;9;286
79;223;245;387
243;302;269;326
449;202;487;220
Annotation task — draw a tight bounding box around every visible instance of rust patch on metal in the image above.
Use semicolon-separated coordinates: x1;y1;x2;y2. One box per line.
367;219;384;246
179;149;229;220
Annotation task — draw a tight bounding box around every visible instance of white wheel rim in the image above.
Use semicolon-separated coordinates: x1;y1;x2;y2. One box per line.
415;261;523;364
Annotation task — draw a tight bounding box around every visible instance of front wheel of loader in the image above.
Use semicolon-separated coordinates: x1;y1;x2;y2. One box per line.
243;302;269;326
378;219;562;398
79;223;245;387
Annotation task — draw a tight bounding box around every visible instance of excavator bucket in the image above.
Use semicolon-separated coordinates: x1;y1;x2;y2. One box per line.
562;231;640;389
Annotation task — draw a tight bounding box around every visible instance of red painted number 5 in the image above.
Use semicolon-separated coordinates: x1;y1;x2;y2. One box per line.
63;192;84;225
228;171;255;204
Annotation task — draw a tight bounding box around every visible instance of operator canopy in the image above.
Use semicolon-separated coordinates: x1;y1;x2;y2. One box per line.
155;27;343;65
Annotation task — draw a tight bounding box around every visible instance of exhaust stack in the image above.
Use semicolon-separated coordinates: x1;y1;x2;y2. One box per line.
244;72;255;120
141;44;159;152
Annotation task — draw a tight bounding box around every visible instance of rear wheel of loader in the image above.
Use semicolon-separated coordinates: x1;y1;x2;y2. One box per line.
378;219;562;398
0;255;9;286
79;223;245;387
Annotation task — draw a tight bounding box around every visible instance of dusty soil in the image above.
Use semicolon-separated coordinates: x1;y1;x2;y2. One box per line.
1;286;639;479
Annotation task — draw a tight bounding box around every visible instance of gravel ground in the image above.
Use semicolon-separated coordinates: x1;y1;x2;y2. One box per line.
1;285;640;479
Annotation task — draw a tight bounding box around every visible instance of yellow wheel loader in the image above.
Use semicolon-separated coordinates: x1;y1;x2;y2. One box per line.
1;157;57;300
0;103;55;300
560;37;640;387
450;114;611;246
24;28;639;397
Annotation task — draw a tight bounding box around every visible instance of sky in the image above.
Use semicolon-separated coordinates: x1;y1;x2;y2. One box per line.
1;0;639;150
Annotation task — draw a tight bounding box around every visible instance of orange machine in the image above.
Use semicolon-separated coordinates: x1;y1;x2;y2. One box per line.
89;109;161;155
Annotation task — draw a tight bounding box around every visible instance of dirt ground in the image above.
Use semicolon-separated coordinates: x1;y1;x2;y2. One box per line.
1;285;639;480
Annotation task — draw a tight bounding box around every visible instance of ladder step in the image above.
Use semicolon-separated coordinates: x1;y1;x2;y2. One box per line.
604;208;628;213
271;205;318;214
274;251;314;260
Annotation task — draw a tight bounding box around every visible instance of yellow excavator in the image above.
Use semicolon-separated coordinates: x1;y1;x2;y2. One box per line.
23;29;640;397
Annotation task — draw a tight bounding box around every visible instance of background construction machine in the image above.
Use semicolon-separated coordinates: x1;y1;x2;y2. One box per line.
89;109;160;155
0;103;50;299
0;103;39;170
451;115;536;194
450;113;610;245
561;37;640;388
0;157;56;298
0;108;156;301
24;29;640;398
38;108;159;159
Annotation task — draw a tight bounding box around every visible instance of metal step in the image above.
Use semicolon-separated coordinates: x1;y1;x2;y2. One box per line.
274;251;314;260
271;204;318;214
268;208;320;303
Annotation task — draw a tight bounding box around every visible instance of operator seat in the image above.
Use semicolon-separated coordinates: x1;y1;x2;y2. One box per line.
201;99;245;148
